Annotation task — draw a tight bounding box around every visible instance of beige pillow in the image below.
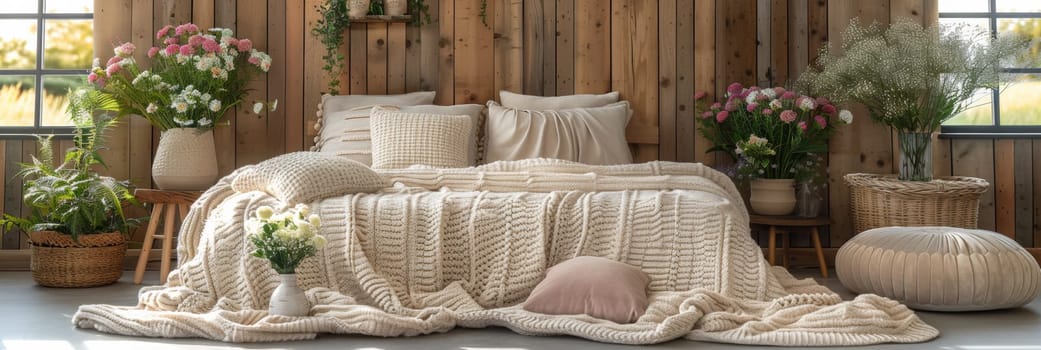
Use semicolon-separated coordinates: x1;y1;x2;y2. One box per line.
382;104;484;165
500;90;620;110
313;91;437;165
370;106;472;169
523;256;650;324
484;101;633;165
231;152;389;205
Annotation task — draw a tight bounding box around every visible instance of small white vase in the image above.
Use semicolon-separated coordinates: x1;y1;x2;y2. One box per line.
385;0;407;16
749;178;797;216
269;274;309;317
349;0;370;18
152;128;219;191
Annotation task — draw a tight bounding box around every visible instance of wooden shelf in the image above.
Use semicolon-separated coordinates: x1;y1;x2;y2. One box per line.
350;15;412;23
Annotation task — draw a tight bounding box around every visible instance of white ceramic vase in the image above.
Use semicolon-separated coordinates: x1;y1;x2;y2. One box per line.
152;128;219;191
269;274;309;317
749;178;797;216
385;0;407;16
349;0;370;18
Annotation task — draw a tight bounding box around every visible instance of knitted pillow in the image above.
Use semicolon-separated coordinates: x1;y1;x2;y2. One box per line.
231;152;388;205
523;256;650;324
380;104;485;165
312;91;437;165
484;101;633;165
499;90;620;110
369;106;472;169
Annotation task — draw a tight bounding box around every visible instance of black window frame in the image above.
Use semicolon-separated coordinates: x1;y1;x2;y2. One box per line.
939;0;1041;136
0;0;92;136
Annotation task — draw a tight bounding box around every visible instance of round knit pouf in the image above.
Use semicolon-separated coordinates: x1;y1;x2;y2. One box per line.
836;226;1041;312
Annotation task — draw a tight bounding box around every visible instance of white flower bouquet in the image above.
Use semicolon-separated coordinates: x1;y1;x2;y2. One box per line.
248;204;326;274
89;23;275;130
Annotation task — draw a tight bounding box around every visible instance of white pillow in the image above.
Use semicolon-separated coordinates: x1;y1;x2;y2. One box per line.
370;106;473;169
499;90;620;110
231;152;389;205
381;104;484;165
484;101;633;165
312;91;437;165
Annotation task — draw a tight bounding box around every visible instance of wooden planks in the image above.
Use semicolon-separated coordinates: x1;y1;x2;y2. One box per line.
285;0;306;152
267;0;288;156
234;0;269;167
438;0;456;104
367;23;390;95
612;0;660;162
995;139;1015;238
952;139;997;231
212;0;236;176
555;0;575;95
1014;139;1033;247
692;0;715;166
658;0;677;161
453;0;495;104
675;0;695;163
574;0;610;94
388;23;407;94
303;0;327;149
1035;140;1041;249
3;141;20;250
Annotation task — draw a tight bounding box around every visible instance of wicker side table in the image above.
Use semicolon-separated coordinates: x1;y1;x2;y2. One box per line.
845;173;989;234
133;189;203;284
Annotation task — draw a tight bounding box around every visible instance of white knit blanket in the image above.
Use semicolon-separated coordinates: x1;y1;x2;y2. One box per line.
73;159;939;345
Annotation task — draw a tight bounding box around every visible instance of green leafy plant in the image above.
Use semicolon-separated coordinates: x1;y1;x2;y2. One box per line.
249;204;327;274
0;87;144;243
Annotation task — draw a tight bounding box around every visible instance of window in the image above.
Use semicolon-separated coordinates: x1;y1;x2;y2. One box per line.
0;0;92;134
940;0;1041;134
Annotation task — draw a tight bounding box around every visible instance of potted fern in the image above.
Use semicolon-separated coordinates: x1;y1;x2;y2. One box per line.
0;87;144;288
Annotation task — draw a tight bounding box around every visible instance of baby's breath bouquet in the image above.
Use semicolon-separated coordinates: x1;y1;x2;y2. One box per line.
799;18;1028;181
249;204;327;274
90;23;275;130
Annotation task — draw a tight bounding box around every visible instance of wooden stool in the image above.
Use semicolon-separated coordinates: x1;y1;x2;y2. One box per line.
133;189;203;284
750;214;832;278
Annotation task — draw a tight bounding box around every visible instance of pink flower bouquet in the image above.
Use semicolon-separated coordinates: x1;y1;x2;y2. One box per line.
695;83;853;180
89;23;273;130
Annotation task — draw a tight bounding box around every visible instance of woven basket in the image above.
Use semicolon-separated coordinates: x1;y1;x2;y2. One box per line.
29;231;127;288
845;173;989;234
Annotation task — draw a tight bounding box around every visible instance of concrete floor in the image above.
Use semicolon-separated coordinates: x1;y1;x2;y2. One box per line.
0;268;1039;350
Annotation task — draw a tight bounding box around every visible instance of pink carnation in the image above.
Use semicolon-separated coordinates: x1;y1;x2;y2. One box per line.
710;102;722;110
202;39;221;53
798;121;808;131
815;97;831;106
716;110;729;123
701;111;713;119
175;23;199;36
105;64;121;76
106;56;123;66
773;87;786;95
247;56;260;65
236;39;253;52
748;86;760;92
726;82;743;96
114;42;135;57
821;104;837;115
156;25;173;40
147;46;160;58
179;44;194;56
781;91;797;99
87;72;98;83
779;110;797;123
762;108;773;115
724;101;737;112
746;103;758;112
164;44;180;56
224;38;239;47
814;115;827;128
164;37;178;45
694;91;707;100
188;35;205;47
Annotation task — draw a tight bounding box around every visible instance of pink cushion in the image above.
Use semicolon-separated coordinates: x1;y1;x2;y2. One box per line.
522;256;650;324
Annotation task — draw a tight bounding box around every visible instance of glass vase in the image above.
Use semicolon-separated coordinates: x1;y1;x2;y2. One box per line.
795;181;823;218
898;131;933;182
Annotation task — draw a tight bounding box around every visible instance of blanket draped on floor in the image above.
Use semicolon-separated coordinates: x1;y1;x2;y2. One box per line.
73;159;938;345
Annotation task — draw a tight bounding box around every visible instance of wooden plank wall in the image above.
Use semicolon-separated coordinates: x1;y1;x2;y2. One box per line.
1;0;1040;261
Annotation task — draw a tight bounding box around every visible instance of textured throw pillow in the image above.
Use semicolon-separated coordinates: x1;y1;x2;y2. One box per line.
383;104;485;165
313;91;437;165
500;90;620;110
523;256;650;324
369;106;472;169
231;152;389;205
484;101;633;165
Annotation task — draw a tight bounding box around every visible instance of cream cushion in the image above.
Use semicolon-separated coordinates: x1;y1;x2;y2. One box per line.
369;106;472;169
836;226;1041;312
484;101;633;165
499;90;620;110
387;104;484;165
312;92;437;165
231;152;388;205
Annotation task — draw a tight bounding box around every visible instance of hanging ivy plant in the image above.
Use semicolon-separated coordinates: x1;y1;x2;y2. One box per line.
312;0;350;95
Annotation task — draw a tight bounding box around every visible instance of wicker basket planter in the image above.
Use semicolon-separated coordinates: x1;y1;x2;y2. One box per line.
29;231;127;288
844;173;989;234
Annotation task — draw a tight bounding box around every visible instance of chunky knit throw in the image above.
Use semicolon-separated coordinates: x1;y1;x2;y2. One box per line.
73;159;939;345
